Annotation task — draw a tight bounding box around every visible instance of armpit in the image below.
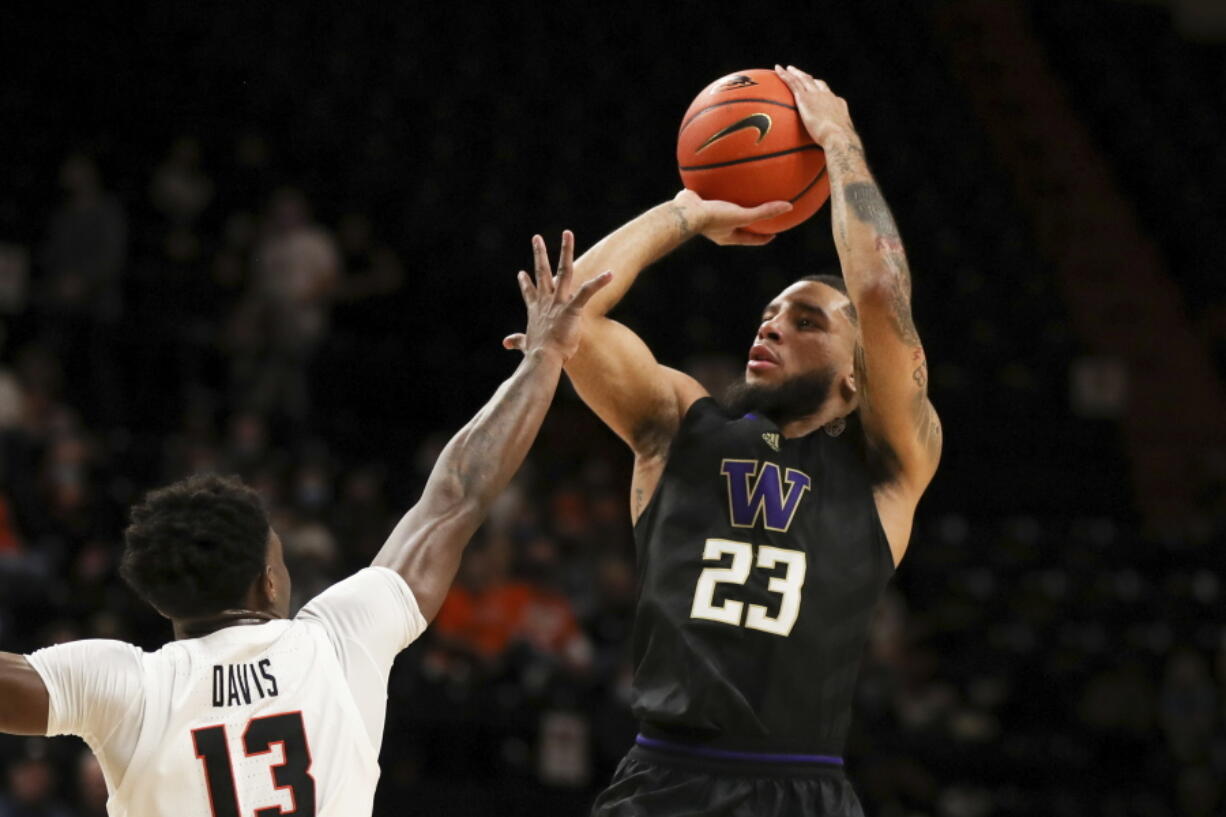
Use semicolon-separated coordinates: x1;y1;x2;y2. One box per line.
631;416;677;461
861;429;903;488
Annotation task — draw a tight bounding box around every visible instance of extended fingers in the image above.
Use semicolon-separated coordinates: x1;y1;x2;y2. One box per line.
531;234;554;295
516;269;534;304
569;270;613;310
555;230;575;298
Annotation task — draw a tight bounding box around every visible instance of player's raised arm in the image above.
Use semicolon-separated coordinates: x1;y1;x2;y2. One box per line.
555;194;791;465
374;232;610;622
0;653;49;735
572;193;792;318
777;65;942;496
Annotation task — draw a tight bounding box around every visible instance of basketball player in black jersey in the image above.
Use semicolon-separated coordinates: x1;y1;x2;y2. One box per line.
509;67;942;815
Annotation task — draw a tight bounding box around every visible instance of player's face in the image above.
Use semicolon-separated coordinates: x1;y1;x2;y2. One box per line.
747;281;857;388
264;530;293;619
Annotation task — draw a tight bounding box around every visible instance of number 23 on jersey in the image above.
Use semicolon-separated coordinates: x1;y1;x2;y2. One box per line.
690;539;807;637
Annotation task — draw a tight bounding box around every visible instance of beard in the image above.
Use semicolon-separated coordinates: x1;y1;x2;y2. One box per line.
723;367;838;426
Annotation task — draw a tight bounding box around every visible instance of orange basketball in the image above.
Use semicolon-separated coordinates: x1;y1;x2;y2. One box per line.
677;69;829;235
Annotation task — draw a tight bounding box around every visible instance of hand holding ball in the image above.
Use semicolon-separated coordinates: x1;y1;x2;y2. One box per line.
677;69;830;235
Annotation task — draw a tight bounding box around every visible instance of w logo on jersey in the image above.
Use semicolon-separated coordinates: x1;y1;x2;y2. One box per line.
720;459;812;532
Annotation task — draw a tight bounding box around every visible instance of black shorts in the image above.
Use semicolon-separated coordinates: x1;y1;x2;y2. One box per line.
591;740;865;817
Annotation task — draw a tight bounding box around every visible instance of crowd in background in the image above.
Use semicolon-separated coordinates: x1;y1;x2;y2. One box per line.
1;1;1224;815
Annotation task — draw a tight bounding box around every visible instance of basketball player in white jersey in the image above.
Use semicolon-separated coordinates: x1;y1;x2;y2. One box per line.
0;233;610;817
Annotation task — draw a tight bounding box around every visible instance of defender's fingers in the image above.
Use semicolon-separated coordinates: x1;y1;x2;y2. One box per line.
569;270;613;309
503;333;526;351
555;230;575;297
516;270;534;303
531;234;554;294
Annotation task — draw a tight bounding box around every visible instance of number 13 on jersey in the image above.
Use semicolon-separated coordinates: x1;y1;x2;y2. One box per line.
193;711;315;817
690;539;807;637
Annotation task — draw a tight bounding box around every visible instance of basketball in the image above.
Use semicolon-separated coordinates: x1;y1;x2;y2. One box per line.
677;69;829;235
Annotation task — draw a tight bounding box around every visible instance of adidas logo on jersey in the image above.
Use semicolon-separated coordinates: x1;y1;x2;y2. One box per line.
761;432;780;452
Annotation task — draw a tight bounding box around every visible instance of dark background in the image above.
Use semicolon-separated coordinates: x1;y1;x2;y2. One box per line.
0;1;1223;815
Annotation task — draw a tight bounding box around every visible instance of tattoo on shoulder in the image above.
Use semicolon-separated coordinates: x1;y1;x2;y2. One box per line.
668;203;694;240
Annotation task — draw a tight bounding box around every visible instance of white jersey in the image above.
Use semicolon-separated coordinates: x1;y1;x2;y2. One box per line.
26;566;427;817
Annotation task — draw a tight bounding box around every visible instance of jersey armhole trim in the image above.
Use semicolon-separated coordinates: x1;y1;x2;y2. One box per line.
867;490;900;572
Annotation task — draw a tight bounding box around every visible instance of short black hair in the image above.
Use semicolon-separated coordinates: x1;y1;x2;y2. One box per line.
797;274;857;324
120;474;271;619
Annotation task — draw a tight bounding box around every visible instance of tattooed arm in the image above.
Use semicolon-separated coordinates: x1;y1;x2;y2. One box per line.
375;233;610;621
777;66;942;501
554;194;789;484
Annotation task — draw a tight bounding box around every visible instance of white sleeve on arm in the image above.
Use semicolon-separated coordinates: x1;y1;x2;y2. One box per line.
296;566;428;685
25;640;144;748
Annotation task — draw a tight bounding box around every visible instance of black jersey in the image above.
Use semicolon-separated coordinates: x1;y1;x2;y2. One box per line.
629;397;894;756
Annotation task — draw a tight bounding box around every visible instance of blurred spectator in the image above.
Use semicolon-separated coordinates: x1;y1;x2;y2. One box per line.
221;410;270;477
0;361;24;434
230;188;339;427
328;467;393;568
0;755;75;817
1160;649;1218;763
583;554;635;678
279;512;339;609
40;155;126;325
0;498;21;556
335;212;403;304
38;154;127;427
433;538;591;678
0;244;29;318
149;137;213;228
149;137;213;265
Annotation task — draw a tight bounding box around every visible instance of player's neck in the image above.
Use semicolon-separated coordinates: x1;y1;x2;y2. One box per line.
778;405;851;439
172;609;282;640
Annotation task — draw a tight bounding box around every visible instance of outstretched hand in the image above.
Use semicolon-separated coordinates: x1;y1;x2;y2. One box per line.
502;231;612;362
673;189;791;246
